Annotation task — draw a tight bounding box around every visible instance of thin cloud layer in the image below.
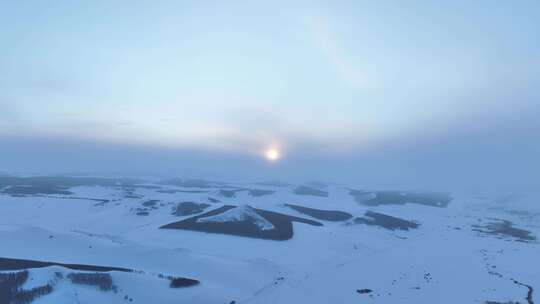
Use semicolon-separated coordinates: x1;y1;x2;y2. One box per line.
0;1;539;190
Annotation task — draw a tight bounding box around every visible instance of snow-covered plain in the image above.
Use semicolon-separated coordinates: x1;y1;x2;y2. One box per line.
0;176;538;304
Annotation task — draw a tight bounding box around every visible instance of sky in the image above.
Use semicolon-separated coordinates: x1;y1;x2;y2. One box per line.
1;1;539;190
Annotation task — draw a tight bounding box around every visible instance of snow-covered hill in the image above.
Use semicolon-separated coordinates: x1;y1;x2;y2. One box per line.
0;176;538;303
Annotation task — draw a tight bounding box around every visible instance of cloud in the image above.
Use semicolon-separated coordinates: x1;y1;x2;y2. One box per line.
0;100;20;133
304;14;367;88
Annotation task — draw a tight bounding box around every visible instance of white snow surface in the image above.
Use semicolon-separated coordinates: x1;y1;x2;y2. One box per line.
197;205;275;230
0;179;538;304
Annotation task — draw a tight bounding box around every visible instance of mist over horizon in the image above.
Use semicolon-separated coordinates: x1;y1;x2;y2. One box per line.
1;111;538;191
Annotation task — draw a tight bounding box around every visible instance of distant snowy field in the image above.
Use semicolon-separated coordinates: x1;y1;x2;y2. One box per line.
0;176;538;304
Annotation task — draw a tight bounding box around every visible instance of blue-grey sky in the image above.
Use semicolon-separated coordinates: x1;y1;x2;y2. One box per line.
1;1;539;189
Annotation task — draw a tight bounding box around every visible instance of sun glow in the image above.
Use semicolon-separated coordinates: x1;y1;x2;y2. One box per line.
265;148;280;161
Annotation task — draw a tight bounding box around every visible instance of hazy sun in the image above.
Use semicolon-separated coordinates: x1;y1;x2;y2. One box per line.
265;148;280;161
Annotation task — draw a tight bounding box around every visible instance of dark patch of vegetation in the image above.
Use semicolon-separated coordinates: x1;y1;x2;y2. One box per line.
124;194;143;199
1;270;53;304
218;188;274;198
168;277;200;288
172;202;210;216
161;205;323;240
142;200;159;208
133;205;152;215
284;204;352;221
357;288;373;294
349;190;452;208
157;189;179;194
12;284;53;304
1;271;29;303
248;189;275;197
472;219;536;242
293;186;328;197
218;189;243;198
0;257;132;273
2;261;201;302
354;211;419;231
0;176;141;191
2;186;73;195
67;272;117;291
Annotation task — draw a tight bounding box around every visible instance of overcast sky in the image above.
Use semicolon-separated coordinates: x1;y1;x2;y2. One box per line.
1;1;539;190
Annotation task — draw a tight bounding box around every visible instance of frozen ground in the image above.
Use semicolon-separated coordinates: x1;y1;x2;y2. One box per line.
0;176;538;303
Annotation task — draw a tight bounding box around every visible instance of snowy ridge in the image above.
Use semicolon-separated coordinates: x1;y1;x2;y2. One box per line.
197;205;275;231
0;176;538;303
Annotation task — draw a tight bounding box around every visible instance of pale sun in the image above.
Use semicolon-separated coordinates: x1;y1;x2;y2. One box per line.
265;148;280;161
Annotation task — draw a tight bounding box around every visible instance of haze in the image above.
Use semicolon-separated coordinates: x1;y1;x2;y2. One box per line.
1;1;539;190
